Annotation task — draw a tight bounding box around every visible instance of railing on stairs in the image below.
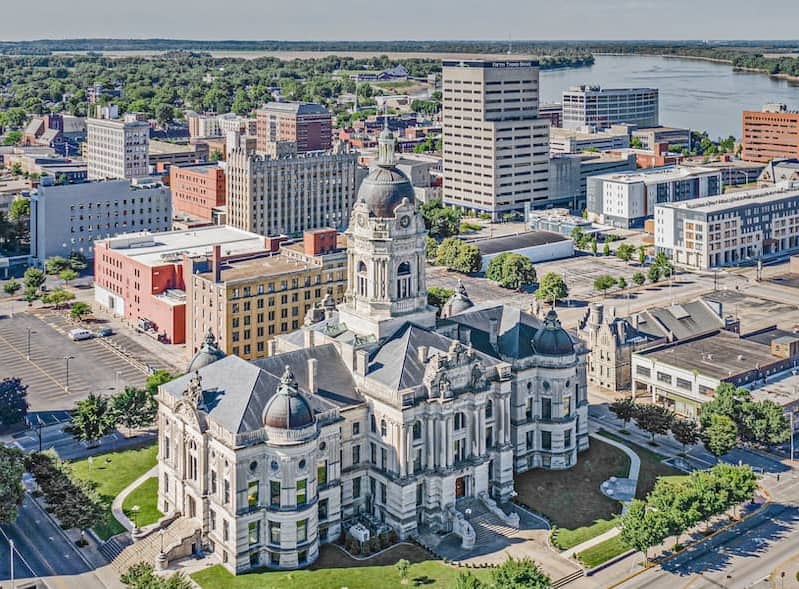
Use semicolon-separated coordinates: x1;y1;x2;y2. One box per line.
446;504;475;550
478;492;519;528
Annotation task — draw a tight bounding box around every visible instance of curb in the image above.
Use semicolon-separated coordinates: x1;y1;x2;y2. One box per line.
27;491;95;570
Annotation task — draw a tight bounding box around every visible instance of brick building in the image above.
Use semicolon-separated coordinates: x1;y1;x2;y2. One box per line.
742;104;799;163
169;164;226;223
256;102;332;153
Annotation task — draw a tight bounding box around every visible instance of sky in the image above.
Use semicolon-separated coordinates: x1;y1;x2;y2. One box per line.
1;0;799;42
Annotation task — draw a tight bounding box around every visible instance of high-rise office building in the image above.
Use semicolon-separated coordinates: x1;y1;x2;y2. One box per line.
225;146;362;237
256;102;332;153
86;114;150;180
442;59;550;217
742;104;799;163
562;86;659;131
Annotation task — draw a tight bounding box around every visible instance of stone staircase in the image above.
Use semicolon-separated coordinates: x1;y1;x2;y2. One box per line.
111;517;200;574
471;512;520;544
99;535;131;563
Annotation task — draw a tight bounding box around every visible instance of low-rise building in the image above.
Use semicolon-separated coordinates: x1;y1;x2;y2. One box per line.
632;327;799;417
587;165;722;228
184;228;347;361
169;164;226;223
30;178;171;264
473;231;574;272
549;126;630;155
631;126;691;151
539;103;563;128
93;226;269;344
655;183;799;270
149;140;209;169
757;158;799;186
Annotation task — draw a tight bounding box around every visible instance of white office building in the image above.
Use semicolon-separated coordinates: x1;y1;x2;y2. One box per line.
442;59;550;218
562;86;659;131
86;115;150;180
30;178;171;263
586;166;722;228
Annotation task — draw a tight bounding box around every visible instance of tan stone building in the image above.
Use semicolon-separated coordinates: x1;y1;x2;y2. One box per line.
184;228;347;361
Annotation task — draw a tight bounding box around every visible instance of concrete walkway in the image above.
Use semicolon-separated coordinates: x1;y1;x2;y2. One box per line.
566;526;625;557
112;465;158;531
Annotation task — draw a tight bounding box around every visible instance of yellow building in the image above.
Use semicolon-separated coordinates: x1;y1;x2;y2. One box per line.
185;228;347;361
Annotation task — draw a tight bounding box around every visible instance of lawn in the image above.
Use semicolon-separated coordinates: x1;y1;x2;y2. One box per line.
516;439;630;535
122;477;162;528
553;518;618;551
597;430;684;498
192;544;490;589
576;535;631;568
70;443;158;540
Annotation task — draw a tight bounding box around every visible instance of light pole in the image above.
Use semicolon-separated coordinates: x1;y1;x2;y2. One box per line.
791;411;795;466
26;328;35;361
27;414;44;452
9;537;14;589
63;355;74;392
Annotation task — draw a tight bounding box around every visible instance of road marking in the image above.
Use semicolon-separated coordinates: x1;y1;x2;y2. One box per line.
0;525;36;578
0;330;67;392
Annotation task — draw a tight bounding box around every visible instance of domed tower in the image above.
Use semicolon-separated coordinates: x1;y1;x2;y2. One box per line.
186;328;226;373
338;120;436;339
533;309;576;356
441;279;475;318
263;366;316;442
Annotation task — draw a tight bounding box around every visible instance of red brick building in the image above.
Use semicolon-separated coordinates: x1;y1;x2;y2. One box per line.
169;164;226;222
742;106;799;163
256;102;332;153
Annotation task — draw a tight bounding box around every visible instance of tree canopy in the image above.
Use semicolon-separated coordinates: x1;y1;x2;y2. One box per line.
534;272;569;304
0;377;28;426
486;253;536;290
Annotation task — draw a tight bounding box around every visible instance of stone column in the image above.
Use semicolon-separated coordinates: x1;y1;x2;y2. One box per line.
426;418;435;470
438;418;446;468
479;407;486;455
407;427;414;474
398;423;406;477
496;401;504;445
446;415;454;467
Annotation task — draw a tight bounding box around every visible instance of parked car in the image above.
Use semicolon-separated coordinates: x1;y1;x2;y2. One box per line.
95;327;114;337
68;328;93;341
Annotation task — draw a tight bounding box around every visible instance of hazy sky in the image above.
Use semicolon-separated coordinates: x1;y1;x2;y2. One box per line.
1;0;798;41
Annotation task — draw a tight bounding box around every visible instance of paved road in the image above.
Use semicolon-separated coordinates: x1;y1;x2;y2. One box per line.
618;474;799;589
0;494;92;583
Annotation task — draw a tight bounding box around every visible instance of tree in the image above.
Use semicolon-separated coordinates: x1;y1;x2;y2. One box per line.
2;131;22;146
671;418;700;452
619;499;671;565
486;253;537;290
603;242;611;257
70;302;92;321
427;286;455;313
7;199;30;223
59;268;78;285
490;556;551;589
113;387;158;433
45;256;71;275
454;243;482;274
0;377;28;426
609;397;637;430
632;272;646;287
616;243;636;263
593;275;617;297
69;393;117;446
634;404;674;442
570;227;590;250
23;267;46;291
617;277;627;290
653;251;674;277
425;236;439;261
121;562;193;589
637;246;647;266
41;288;75;309
3;278;21;296
0;446;25;523
419;199;461;239
647;265;662;283
740;400;791;446
699;383;748;430
209;150;223;162
396;559;411;585
535;272;569;305
145;370;176;395
702;414;738;457
453;571;485;589
22;286;39;305
590;237;598;256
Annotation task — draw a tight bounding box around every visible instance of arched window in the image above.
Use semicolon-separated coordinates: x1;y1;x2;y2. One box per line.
396;261;412;299
413;420;423;440
370;414;377;433
485;400;493;419
357;261;368;297
380;419;387;437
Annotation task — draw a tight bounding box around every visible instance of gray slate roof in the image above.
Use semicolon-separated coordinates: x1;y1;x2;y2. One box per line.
634;300;724;341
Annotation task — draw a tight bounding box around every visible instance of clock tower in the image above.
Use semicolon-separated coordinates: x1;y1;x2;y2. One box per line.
338;123;436;339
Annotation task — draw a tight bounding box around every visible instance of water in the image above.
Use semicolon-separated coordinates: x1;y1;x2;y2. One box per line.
539;55;799;140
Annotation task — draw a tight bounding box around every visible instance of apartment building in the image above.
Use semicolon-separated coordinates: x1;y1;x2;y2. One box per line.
442;59;550;218
655;183;799;270
256;102;332;153
586;165;722;228
742;104;799;163
184;228;348;361
30;178;171;264
86;115;150;180
93;226;269;344
169;164;226;222
562;86;659;130
225;147;362;237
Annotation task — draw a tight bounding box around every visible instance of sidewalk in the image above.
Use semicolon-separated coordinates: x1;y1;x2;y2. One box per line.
112;465;158;531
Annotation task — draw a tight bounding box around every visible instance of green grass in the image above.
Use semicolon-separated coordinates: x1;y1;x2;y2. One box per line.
192;560;490;589
553;518;618;551
122;477;162;528
516;439;630;535
576;535;631;568
459;221;482;232
70;444;158;540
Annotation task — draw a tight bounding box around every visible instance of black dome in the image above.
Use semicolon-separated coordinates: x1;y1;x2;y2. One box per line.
357;166;416;218
187;329;226;372
263;366;315;430
533;310;574;356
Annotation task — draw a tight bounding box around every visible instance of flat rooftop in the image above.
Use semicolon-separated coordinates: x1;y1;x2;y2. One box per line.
101;226;267;267
597;165;717;184
550;127;628;140
633;126;688;133
474;231;570;256
149;140;197;155
637;329;788;380
660;183;799;213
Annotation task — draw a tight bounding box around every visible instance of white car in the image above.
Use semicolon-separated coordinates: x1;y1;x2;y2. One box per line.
68;328;93;341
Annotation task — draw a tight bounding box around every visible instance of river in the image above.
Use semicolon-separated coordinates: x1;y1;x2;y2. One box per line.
539;54;799;140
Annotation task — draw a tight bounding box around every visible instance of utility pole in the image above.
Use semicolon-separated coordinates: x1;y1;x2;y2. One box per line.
64;355;74;392
10;538;14;589
26;328;35;360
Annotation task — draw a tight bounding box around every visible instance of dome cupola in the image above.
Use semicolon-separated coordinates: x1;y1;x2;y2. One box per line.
263;365;315;430
532;309;575;356
187;328;226;372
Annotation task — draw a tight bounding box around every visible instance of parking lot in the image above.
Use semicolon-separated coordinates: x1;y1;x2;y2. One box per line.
0;311;159;412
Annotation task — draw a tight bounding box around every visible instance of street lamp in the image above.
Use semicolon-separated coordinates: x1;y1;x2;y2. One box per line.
27;414;44;452
63;355;74;392
131;504;140;532
9;538;14;589
26;328;36;361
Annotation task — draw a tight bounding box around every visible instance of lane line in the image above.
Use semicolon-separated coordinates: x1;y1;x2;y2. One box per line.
0;525;37;579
